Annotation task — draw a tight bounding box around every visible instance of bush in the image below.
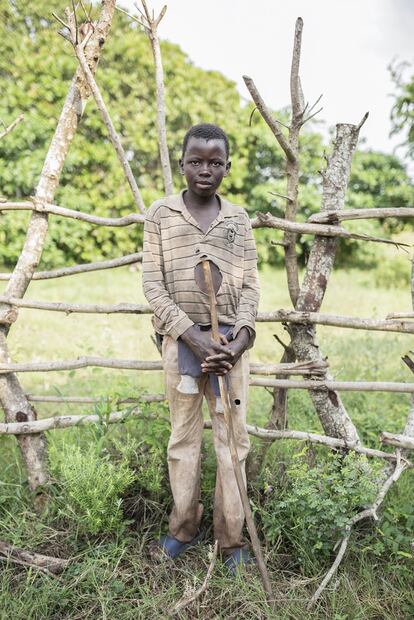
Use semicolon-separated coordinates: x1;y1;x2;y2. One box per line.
257;448;382;568
50;442;136;535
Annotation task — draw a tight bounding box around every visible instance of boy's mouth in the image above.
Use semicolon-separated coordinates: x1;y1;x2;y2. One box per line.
195;181;213;188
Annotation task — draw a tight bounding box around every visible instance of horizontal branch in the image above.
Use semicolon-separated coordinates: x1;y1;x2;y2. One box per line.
0;539;69;575
26;393;165;404
0;253;142;281
0;357;163;374
207;422;407;463
386;311;414;319
0;297;152;316
251;212;409;246
0;358;327;376
309;207;414;224
1;298;409;336
250;378;414;393
0;200;144;226
380;431;414;451
257;309;414;334
0;410;406;464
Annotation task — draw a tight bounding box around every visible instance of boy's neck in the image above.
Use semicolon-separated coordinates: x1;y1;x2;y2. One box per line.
183;189;220;211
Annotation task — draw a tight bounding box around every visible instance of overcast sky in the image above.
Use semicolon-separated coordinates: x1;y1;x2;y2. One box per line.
121;0;413;157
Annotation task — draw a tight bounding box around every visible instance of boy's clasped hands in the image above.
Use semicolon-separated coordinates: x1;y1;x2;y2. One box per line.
180;325;251;376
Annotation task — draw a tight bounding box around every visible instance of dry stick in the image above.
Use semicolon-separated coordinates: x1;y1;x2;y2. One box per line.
285;15;304;306
2;200;406;246
2;296;413;336
310;250;414;606
0;357;326;376
0;410;407;466
131;1;174;195
250;378;414;393
0;539;69;575
256;309;414;334
0;113;24;140
171;541;219;615
387;311;414;319
308;455;408;607
380;432;414;451
243;76;295;164
0;0;117;495
73;47;145;213
0;253;143;281
251;212;410;247
0;200;144;225
26;393;165;404
201;260;274;604
0;357;163;374
0;298;152;317
309;207;414;224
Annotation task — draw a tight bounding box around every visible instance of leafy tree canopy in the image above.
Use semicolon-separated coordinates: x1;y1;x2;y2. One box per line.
0;0;412;269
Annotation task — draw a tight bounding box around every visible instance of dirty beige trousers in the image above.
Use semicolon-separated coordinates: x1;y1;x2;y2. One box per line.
162;334;250;553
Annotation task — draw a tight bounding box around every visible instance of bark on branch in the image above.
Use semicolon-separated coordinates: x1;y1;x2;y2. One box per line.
0;358;327;376
250;378;414;393
122;1;174;195
251;212;409;246
243;75;296;163
0;411;405;466
309;207;414;224
257;309;414;334
0;253;142;282
289;122;367;443
0;0;117;493
0;540;69;575
0;201;144;225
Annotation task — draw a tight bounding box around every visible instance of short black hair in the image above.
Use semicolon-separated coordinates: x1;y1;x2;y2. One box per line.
182;123;230;159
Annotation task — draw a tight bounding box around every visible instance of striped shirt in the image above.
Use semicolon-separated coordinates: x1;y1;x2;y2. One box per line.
142;190;260;340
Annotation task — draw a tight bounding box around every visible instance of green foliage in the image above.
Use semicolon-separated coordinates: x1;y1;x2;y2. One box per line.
1;1;412;270
257;448;382;567
49;440;136;535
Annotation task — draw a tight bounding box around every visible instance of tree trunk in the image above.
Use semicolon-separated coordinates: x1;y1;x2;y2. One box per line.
0;0;117;495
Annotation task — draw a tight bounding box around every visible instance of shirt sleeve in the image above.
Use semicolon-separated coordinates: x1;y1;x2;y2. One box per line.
233;214;260;346
142;207;194;340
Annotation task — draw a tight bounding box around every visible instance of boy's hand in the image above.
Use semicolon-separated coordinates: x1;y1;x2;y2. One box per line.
180;326;232;375
201;327;251;375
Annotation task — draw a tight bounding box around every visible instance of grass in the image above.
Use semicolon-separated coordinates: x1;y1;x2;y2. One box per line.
0;265;414;618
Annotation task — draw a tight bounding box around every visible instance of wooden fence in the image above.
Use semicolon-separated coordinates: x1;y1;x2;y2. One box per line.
0;1;413;606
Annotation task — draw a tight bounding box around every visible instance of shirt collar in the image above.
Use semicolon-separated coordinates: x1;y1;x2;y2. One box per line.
161;190;240;218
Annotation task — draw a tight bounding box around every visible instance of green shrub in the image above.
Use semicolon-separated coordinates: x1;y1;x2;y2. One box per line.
49;442;136;535
257;448;382;567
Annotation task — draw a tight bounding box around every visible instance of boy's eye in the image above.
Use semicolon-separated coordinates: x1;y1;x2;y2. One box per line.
190;160;200;166
212;161;223;167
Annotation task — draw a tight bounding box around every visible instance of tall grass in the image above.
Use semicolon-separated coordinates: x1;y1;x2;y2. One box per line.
0;266;413;618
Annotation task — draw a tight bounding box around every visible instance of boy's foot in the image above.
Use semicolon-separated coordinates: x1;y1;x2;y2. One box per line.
149;530;204;560
222;547;256;576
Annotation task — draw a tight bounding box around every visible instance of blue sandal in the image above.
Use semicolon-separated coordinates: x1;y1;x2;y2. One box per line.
155;530;204;559
223;547;256;575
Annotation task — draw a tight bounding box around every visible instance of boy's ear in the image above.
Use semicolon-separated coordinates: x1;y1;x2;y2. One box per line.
224;160;231;176
178;158;184;175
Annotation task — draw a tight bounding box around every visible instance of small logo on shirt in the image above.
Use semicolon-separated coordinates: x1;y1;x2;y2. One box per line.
226;221;238;244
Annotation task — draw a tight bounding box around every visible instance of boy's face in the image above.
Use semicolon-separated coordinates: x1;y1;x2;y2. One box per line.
179;137;231;198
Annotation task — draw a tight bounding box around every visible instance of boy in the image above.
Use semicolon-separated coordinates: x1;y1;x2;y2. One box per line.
142;123;260;572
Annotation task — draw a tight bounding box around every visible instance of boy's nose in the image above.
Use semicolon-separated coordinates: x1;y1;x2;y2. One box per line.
199;163;211;175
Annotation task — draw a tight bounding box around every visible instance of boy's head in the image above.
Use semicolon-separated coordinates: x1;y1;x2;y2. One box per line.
181;123;230;159
179;124;231;197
